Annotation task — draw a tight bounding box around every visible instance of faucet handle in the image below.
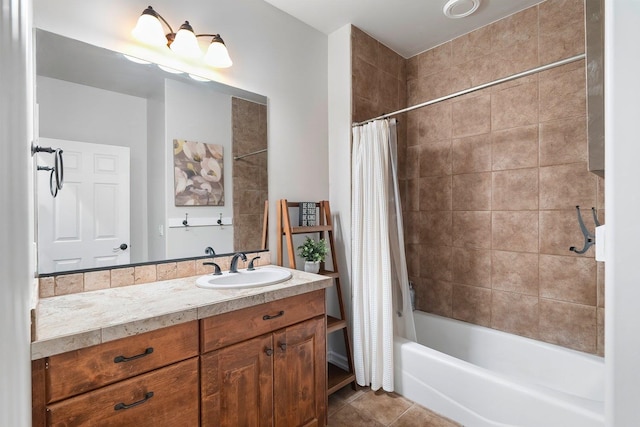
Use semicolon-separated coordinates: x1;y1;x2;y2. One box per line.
202;262;222;275
247;256;261;271
204;246;215;256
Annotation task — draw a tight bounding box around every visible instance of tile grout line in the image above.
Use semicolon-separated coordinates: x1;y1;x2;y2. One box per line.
386;402;416;426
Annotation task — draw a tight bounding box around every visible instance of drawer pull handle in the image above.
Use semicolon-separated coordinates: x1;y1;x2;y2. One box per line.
114;347;154;363
265;347;274;356
263;311;284;320
279;342;287;351
114;391;154;411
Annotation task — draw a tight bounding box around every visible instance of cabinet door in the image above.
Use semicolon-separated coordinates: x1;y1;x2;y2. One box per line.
273;316;326;427
201;334;274;427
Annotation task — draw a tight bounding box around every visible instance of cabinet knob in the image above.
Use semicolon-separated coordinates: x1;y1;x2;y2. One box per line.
265;347;274;356
279;342;287;351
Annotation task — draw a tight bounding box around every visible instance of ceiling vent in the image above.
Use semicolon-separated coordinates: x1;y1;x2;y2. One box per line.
443;0;481;19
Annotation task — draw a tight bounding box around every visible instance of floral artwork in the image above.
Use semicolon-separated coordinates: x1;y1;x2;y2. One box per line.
173;139;224;206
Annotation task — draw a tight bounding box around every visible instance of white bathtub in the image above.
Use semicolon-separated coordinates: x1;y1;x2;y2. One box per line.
394;311;604;427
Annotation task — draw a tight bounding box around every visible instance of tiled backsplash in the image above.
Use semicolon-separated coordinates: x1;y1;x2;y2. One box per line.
38;252;271;298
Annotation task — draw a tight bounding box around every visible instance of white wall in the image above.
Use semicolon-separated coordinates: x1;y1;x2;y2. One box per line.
33;0;330;257
0;0;34;424
327;24;352;358
604;0;640;425
164;79;233;257
147;95;167;261
37;76;149;263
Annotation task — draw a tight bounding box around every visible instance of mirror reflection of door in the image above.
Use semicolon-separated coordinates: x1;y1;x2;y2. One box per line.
37;138;130;272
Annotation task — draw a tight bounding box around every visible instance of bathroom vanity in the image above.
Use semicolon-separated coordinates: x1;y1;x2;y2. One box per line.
31;269;330;426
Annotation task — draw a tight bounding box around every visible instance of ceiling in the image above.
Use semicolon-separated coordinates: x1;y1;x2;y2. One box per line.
263;0;546;58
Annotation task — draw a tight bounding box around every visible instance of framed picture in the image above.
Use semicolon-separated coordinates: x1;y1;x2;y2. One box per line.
173;139;224;206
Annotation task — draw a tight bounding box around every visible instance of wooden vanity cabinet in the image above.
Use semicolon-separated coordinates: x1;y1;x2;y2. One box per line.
32;289;328;427
200;289;327;427
32;321;199;427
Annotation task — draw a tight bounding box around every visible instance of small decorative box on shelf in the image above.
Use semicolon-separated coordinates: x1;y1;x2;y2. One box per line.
299;202;317;226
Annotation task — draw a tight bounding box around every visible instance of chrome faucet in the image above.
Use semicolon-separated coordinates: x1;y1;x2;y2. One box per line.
229;252;247;273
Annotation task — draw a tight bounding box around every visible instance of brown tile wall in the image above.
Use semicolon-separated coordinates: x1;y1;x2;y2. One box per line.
352;0;604;356
351;26;408;160
38;252;271;298
232;98;268;251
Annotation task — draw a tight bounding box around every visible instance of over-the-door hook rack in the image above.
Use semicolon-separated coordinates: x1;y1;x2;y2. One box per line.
569;205;601;254
32;142;64;197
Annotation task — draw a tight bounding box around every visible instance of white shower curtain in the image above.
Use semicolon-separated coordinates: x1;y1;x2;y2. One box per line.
351;119;416;392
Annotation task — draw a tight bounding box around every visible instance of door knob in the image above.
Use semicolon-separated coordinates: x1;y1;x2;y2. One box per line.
114;243;128;251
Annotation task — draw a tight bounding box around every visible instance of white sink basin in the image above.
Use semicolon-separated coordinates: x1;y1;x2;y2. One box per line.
196;267;292;289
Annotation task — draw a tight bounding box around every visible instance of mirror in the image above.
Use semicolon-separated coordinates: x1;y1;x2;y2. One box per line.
35;29;268;275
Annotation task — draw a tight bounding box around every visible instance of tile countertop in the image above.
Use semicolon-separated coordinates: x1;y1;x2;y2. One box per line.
32;267;332;360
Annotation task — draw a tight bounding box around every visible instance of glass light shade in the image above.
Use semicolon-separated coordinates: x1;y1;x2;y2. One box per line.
123;54;152;65
157;64;184;74
204;40;233;68
131;13;166;46
189;74;211;82
170;23;201;58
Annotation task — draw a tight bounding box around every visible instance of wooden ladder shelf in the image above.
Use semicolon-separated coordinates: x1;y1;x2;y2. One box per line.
277;199;357;395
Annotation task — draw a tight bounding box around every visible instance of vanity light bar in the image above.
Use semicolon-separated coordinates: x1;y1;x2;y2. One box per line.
132;6;233;68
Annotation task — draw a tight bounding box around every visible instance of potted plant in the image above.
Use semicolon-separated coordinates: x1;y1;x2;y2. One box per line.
297;237;328;274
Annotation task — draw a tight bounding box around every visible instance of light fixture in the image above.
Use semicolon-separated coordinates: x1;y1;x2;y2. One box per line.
132;6;233;68
443;0;481;19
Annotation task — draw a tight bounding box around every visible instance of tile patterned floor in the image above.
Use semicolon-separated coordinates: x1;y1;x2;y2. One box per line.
328;385;462;427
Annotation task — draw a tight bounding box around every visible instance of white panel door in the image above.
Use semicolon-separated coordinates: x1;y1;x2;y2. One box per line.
37;138;130;273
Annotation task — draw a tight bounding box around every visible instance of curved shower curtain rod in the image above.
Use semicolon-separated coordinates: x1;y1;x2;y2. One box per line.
352;53;586;128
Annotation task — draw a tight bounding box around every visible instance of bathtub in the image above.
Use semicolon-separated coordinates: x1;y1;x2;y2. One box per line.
394;311;604;427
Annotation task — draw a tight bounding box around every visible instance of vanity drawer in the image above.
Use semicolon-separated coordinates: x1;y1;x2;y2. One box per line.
46;357;199;427
201;289;325;353
46;321;198;403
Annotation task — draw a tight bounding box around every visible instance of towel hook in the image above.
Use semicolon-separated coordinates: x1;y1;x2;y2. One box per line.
569;205;600;254
32;142;64;197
